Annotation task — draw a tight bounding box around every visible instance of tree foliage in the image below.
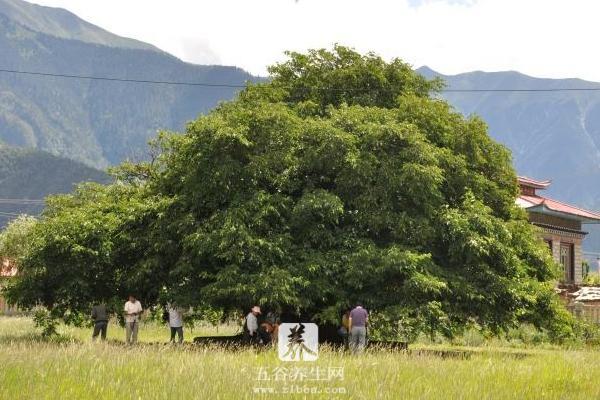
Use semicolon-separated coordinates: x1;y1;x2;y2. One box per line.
0;215;37;262
5;46;571;339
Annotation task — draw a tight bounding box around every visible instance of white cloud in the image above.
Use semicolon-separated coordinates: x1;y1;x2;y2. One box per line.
27;0;600;81
407;0;477;8
180;38;221;66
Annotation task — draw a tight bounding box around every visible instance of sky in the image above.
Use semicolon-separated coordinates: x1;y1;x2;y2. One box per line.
29;0;600;81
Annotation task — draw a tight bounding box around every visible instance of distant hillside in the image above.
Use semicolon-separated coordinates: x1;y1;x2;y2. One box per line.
4;0;600;253
0;0;159;51
0;0;257;168
0;145;109;219
418;66;600;209
418;67;600;253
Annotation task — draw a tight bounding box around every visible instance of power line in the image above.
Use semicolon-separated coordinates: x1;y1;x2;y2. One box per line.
0;210;40;222
0;200;43;219
0;199;45;204
0;209;29;214
0;68;246;88
0;211;27;217
1;67;600;93
443;88;600;93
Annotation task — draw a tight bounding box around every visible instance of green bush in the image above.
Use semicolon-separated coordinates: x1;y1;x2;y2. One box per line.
583;273;600;286
32;308;58;338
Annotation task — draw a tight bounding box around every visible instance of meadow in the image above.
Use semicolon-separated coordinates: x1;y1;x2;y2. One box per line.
1;316;600;399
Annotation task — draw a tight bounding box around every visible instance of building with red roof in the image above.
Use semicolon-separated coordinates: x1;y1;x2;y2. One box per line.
517;176;600;284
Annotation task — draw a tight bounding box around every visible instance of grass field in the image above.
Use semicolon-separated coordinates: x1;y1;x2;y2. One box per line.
1;317;600;399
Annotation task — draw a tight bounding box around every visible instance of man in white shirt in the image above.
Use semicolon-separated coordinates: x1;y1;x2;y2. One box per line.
244;305;261;344
167;304;184;344
123;295;143;344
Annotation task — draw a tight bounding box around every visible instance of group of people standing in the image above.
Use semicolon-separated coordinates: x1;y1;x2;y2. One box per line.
91;295;185;345
243;303;370;353
91;297;369;352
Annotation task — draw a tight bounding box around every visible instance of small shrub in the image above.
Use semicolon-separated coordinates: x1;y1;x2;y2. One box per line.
583;273;600;286
368;312;420;343
452;328;486;347
505;324;551;345
32;308;59;337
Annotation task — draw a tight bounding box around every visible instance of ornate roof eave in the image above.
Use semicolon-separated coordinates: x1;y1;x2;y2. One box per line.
518;176;551;189
527;204;600;224
532;222;588;237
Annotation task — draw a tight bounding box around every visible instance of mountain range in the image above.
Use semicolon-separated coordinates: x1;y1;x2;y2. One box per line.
2;0;600;253
417;67;600;254
0;0;158;52
0;144;109;218
0;0;255;168
418;66;600;211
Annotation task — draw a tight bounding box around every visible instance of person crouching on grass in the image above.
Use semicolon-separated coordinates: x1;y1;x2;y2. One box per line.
123;294;143;345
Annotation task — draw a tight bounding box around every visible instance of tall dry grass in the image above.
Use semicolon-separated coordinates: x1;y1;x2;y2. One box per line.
1;317;599;399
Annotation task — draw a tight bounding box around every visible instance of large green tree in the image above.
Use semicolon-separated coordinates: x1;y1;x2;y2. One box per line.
6;46;572;339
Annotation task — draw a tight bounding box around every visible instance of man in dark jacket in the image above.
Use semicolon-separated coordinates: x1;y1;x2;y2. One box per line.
91;303;109;341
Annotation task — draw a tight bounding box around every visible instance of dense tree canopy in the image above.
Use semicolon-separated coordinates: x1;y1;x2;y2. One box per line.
0;215;37;263
4;46;573;339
